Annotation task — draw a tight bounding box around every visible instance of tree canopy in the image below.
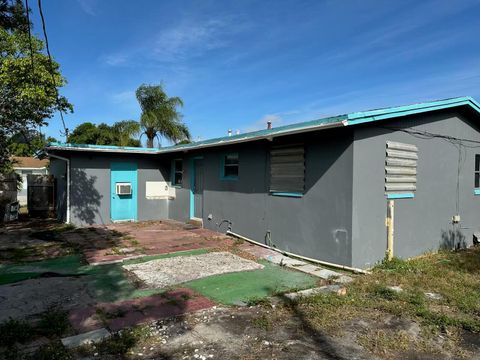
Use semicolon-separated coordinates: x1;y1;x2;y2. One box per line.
136;84;190;148
8;130;56;157
0;0;72;173
68;121;140;147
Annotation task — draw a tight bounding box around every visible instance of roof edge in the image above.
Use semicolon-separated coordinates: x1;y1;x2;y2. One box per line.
45;119;346;155
45;96;480;155
345;96;480;126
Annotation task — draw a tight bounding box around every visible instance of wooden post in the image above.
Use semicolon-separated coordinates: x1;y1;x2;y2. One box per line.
386;200;394;261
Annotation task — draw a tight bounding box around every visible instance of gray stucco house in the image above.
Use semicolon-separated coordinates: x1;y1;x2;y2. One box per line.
46;96;480;269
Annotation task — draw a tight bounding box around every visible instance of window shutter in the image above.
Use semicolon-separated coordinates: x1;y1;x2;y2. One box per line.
385;141;418;195
270;144;305;193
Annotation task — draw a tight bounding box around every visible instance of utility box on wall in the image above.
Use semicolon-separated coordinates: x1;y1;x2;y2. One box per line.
145;181;176;199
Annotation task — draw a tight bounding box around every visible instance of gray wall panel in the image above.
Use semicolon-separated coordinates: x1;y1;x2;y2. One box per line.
49;158;67;222
137;165;169;222
67;153;168;226
267;136;353;265
166;130;354;266
352;110;480;268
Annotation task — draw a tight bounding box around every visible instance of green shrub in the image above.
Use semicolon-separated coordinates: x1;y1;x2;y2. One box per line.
96;330;138;355
29;341;72;360
0;318;34;347
372;285;400;301
37;306;70;337
376;257;416;273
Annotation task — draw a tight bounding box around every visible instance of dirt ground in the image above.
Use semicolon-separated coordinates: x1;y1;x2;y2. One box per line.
0;276;95;322
115;305;375;360
76;301;480;360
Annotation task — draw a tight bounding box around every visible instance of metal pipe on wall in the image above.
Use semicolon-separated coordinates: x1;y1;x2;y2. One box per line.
226;230;370;274
386;200;394;260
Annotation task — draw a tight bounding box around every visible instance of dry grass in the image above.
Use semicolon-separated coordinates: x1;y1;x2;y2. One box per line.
281;246;480;358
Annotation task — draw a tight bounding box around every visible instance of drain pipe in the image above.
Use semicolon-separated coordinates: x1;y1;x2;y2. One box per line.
46;153;70;224
227;230;370;274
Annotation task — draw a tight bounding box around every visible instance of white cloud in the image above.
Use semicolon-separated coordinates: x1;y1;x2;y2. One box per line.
77;0;98;16
110;90;139;116
245;114;283;132
102;54;128;66
111;90;135;104
101;16;247;67
152;19;230;62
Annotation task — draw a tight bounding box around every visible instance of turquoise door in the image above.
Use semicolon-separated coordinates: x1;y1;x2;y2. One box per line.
111;162;137;221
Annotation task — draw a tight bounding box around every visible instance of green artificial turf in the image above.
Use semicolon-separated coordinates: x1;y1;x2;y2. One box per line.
0;249;317;305
183;260;317;304
0;255;85;285
0;249;210;302
0;255;84;274
0;272;42;285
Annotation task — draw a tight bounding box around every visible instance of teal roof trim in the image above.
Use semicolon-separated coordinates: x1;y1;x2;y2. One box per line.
163;114;346;152
47;142;158;152
46;97;480;155
345;96;480;126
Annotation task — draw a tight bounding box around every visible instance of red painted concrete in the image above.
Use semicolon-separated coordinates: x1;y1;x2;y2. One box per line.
69;288;215;333
83;220;234;264
68;306;103;333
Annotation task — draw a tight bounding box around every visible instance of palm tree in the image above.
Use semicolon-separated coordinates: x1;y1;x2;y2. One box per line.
113;120;140;147
136;84;190;148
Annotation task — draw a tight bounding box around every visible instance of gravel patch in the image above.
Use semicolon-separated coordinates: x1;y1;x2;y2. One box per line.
123;252;264;288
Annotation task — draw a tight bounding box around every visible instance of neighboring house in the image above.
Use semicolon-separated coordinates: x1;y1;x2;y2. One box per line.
45;97;480;269
12;157;49;205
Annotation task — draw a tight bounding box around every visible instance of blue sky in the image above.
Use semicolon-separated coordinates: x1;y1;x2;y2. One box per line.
30;0;480;144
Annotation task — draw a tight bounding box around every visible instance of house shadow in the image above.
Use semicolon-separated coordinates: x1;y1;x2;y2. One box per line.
70;287;194;359
70;168;103;225
273;291;350;360
440;228;467;250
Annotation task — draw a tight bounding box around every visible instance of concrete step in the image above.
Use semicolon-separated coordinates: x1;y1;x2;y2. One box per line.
61;328;111;349
283;285;347;300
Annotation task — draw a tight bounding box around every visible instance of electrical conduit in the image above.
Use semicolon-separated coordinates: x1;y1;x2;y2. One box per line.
226;230;369;274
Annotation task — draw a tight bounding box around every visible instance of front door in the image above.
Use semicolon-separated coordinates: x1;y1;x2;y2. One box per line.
193;159;204;219
111;162;137;221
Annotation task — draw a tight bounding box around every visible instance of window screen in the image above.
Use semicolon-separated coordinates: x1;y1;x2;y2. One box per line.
222;153;239;178
173;159;183;186
475;154;480;188
269;144;305;193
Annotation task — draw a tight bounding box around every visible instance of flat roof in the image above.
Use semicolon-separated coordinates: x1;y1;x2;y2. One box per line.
46;96;480;155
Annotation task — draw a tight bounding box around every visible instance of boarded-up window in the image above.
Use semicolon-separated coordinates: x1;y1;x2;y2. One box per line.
385;141;418;196
270;144;305;193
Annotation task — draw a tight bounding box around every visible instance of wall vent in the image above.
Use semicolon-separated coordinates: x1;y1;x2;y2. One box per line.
385;141;418;196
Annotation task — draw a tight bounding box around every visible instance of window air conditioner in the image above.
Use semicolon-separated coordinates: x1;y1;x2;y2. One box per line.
116;182;132;195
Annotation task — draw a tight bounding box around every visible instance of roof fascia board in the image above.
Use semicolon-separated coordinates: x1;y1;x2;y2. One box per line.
155;120;346;154
46;120;346;155
346;97;480;126
13;167;47;170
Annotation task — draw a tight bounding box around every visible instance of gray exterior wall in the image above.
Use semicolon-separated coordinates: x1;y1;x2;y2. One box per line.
167;129;354;266
351;110;480;268
50;108;480;269
49;158;67;222
53;152;169;226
